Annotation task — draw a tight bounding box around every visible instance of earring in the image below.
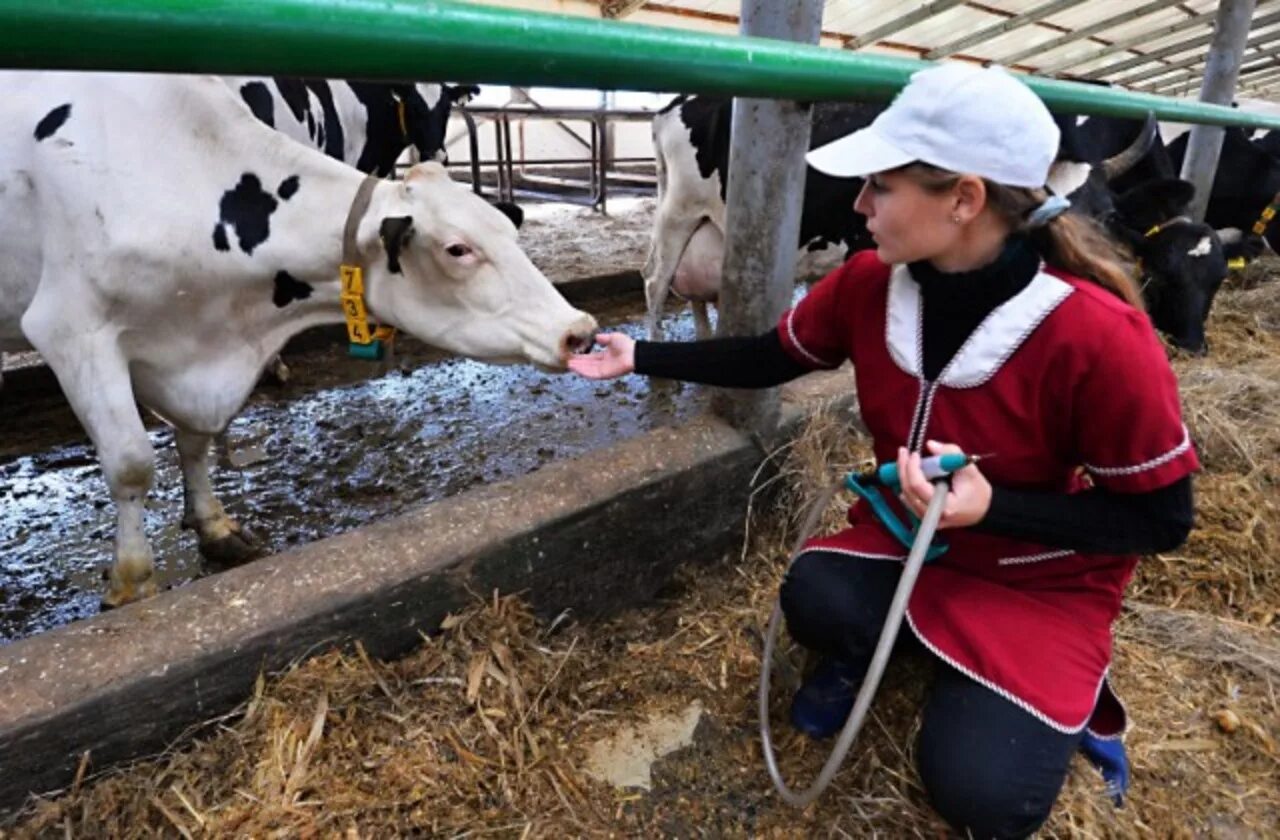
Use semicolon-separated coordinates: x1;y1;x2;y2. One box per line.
950;214;961;224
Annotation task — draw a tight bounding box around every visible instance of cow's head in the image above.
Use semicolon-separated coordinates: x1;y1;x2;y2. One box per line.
398;83;479;164
359;162;596;369
1047;114;1160;220
1110;180;1224;354
1108;179;1195;246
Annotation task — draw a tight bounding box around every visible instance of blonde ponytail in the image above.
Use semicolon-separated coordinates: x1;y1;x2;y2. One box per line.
901;163;1144;310
1001;187;1144;311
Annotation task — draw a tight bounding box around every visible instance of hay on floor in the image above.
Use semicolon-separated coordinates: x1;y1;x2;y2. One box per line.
6;279;1279;838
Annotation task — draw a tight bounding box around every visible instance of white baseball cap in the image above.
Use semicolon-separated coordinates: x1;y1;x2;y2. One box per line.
806;62;1060;189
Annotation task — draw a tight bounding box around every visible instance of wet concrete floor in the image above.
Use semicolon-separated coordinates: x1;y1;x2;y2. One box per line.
0;293;723;643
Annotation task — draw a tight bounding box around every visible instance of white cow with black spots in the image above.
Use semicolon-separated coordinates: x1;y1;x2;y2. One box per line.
0;71;597;608
223;77;478;384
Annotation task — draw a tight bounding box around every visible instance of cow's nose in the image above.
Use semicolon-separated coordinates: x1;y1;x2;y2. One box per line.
562;329;595;356
560;313;599;359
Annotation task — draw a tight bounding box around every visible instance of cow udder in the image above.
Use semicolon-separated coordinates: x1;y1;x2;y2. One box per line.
672;220;724;303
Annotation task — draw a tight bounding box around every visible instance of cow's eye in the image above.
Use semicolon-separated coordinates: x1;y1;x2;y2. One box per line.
445;243;472;258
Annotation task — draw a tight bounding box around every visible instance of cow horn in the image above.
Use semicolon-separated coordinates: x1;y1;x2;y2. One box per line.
1100;113;1158;181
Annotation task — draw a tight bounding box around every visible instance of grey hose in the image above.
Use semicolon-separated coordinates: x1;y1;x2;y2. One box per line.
758;477;950;808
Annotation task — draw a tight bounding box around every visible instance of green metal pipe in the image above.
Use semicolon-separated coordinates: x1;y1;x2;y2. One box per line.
1;0;1279;130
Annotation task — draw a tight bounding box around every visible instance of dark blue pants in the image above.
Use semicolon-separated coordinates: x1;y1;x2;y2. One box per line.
780;550;1083;840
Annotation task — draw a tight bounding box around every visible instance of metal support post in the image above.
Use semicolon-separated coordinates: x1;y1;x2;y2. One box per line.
711;0;824;438
462;109;483;196
1180;0;1257;222
598;114;610;214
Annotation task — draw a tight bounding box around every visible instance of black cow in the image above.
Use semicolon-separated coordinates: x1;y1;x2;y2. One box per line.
1253;129;1280;159
1167;127;1280;251
1053;109;1176;195
1109;180;1227;353
231;77;479;177
1046;114;1240;352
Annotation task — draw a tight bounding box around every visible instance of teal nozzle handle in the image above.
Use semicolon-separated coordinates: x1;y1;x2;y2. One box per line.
866;452;974;488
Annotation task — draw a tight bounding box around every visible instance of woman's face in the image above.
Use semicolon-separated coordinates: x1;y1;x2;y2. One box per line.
853;169;960;265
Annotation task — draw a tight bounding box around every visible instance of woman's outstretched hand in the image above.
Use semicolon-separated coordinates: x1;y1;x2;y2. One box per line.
896;440;992;529
567;332;636;379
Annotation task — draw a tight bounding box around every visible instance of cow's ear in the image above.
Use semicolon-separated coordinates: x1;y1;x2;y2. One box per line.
379;216;414;274
492;201;524;229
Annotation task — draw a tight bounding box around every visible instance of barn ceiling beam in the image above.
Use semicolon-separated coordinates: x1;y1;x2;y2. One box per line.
1240;61;1280;82
1146;57;1278;98
1144;40;1280;95
599;0;648;19
623;1;1036;68
1087;11;1280;82
1123;26;1280;87
845;0;969;50
924;0;1090;60
1244;69;1280;88
1247;77;1280;97
1245;60;1280;81
1147;61;1277;98
1038;5;1221;76
1150;34;1280;88
1237;68;1280;96
642;3;868;46
997;0;1181;67
1085;30;1217;79
1205;65;1280;100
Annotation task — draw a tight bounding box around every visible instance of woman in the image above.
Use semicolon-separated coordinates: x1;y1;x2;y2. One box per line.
570;63;1197;838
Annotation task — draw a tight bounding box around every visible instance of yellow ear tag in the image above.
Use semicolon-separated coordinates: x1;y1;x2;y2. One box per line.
339;265;371;344
340;264;364;296
340;264;397;359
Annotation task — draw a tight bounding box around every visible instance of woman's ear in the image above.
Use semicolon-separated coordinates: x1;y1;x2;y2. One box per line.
952;175;988;223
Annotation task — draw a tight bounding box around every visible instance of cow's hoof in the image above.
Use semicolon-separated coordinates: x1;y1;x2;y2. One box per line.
199;527;265;569
100;576;158;610
264;358;291;386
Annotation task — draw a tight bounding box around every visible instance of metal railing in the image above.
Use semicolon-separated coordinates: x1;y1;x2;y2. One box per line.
2;0;1280;130
451;105;657;213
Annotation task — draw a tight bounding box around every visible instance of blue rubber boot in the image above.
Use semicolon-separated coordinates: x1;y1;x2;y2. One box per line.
1078;732;1130;807
789;657;864;739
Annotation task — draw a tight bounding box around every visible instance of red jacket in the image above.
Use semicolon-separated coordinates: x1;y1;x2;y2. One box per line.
778;251;1199;735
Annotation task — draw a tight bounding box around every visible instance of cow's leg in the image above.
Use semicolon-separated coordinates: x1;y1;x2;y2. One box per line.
641;213;700;341
175;428;264;568
691;302;713;340
25;333;158;607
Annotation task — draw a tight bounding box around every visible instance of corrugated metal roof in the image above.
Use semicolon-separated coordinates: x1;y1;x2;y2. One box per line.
588;0;1280;101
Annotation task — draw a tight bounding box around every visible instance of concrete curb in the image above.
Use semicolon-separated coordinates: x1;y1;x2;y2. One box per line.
0;370;855;816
